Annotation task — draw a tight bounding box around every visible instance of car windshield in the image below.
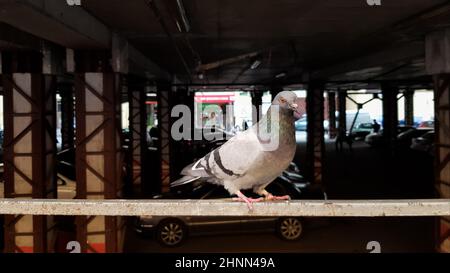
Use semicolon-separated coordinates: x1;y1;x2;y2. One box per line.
358;123;373;129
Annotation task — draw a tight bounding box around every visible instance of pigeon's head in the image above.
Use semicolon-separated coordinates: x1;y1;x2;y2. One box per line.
273;91;301;119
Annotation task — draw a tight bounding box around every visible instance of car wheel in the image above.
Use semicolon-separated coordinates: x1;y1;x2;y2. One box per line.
277;217;303;241
156;219;188;247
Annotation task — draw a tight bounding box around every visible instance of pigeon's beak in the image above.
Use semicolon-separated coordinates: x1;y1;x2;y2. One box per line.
289;103;298;111
289;103;302;120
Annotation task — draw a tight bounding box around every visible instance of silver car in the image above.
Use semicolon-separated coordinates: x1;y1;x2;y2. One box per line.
136;214;304;247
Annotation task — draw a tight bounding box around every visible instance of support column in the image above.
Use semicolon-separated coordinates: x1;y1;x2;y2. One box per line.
60;83;75;149
2;72;57;253
382;84;399;152
251;91;263;124
328;91;337;139
426;29;450;252
433;74;450;253
74;72;124;253
270;85;283;101
337;90;347;135
306;83;325;185
128;86;148;196
404;89;415;127
157;84;172;193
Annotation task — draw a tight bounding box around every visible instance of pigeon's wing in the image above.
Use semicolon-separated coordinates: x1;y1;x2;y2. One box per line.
170;175;202;187
180;131;263;182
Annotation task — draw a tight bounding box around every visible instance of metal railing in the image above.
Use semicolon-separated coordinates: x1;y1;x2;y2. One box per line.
0;199;449;217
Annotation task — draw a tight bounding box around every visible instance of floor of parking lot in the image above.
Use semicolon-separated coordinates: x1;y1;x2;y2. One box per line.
124;217;435;253
124;135;437;253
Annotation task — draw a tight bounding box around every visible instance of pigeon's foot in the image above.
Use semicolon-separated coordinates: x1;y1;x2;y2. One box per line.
264;194;291;201
257;190;291;201
233;191;264;210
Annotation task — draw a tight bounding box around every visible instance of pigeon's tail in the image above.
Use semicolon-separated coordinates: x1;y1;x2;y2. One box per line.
170;175;201;187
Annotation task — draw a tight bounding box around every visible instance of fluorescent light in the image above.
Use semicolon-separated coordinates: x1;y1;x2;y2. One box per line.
250;60;261;70
275;72;287;79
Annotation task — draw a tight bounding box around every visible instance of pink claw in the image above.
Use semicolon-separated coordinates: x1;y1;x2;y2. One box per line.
233;191;264;210
265;194;291;201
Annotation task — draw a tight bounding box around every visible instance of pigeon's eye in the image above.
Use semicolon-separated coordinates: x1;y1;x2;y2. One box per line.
279;98;287;104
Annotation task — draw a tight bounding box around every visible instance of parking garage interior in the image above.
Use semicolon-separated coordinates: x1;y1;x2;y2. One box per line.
0;0;449;253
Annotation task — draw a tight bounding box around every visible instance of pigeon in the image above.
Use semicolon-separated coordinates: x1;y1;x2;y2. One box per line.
171;91;300;209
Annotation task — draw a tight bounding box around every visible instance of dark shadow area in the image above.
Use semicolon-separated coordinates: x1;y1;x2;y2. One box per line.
296;140;435;200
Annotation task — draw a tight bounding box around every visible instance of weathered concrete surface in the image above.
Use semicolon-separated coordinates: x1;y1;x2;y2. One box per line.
0;199;448;217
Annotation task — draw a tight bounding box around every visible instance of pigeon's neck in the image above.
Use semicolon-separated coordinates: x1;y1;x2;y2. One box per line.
254;105;295;146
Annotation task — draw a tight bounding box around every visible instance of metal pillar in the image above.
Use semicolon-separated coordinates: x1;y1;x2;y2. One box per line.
74;73;124;253
328;91;337;139
59;83;75;149
2;73;57;253
382;84;399;152
338;90;347;134
157;85;172;193
306;83;325;185
251;91;263;124
433;74;450;253
270;85;283;101
404;89;415;127
128;86;148;195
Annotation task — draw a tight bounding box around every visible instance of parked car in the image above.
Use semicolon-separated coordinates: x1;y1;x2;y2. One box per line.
411;131;435;156
337;111;372;132
350;123;374;140
398;117;423;128
295;117;330;132
295;117;308;131
397;128;434;149
134;162;325;247
365;129;383;147
365;126;414;147
418;120;435;129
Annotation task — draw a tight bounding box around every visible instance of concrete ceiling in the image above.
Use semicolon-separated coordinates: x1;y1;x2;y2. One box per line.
2;0;450;86
81;0;450;85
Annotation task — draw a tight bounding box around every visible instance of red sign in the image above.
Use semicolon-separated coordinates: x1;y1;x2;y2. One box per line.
195;95;234;104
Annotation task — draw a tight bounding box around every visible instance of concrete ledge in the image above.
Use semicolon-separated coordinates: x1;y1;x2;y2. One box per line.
0;199;449;217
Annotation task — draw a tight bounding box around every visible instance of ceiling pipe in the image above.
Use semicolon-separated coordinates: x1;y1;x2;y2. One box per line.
145;0;192;83
175;0;191;33
196;51;260;72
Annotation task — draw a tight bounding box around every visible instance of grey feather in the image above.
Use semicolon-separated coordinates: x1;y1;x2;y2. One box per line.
171;175;201;187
